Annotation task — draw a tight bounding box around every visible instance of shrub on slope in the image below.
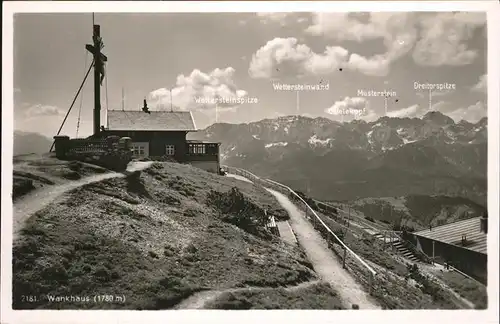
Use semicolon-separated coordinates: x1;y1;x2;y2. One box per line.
207;187;271;239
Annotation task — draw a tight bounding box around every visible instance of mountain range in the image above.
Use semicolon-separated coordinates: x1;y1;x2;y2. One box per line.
14;131;53;156
345;195;487;230
190;111;487;206
13;111;487;206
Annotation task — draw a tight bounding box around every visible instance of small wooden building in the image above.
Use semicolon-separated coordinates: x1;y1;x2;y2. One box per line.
411;217;487;284
102;110;221;173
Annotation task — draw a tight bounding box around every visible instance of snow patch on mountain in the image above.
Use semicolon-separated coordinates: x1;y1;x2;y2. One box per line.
367;130;374;145
402;138;418;144
308;135;332;146
265;142;288;148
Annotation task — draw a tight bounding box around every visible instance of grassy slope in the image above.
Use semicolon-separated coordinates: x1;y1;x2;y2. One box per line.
434;271;488;309
206;282;343;309
13;161;342;309
13;154;108;200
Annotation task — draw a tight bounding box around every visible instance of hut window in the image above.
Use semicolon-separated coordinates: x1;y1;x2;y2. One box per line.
189;144;206;154
165;145;175;156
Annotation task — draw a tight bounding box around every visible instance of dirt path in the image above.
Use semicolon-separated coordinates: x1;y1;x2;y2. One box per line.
13;161;153;240
174;280;321;309
265;188;380;310
226;173;253;184
276;221;298;245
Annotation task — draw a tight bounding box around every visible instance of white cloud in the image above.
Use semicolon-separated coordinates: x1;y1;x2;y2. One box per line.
249;37;398;78
325;97;369;119
24;104;65;118
149;67;249;110
248;38;348;79
249;20;423;78
360;109;379;122
149;88;171;101
412;12;486;66
237;12;304;28
255;12;308;26
307;13;418;48
256;12;290;24
306;12;418;75
305;12;485;72
385;101;447;119
304;46;350;75
16;103;70;137
447;101;486;123
431;89;455;97
387;104;423;118
472;74;487;94
300;113;317;118
416;89;453;99
347;53;391;76
306;13;383;41
430;100;452;112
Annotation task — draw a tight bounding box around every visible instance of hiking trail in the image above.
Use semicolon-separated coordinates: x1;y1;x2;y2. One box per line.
174;280;321;309
13;161;153;240
265;188;380;310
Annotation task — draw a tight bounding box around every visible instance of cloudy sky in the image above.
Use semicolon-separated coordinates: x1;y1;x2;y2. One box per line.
14;12;487;137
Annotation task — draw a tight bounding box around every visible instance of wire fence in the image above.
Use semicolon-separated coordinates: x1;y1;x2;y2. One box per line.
222;165;487;289
316;200;435;264
222;165;377;294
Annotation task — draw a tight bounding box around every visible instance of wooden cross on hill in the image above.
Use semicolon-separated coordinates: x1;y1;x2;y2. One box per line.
85;25;107;85
85;24;107;135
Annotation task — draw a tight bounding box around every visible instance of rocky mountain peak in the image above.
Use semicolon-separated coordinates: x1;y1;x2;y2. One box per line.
422;111;455;126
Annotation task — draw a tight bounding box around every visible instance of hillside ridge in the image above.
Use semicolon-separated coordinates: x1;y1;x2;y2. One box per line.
12;156;341;309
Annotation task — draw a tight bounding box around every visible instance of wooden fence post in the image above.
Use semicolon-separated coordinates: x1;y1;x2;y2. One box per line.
369;272;374;295
432;240;435;265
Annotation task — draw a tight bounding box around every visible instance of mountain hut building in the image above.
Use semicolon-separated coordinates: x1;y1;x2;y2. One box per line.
101;110;222;174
